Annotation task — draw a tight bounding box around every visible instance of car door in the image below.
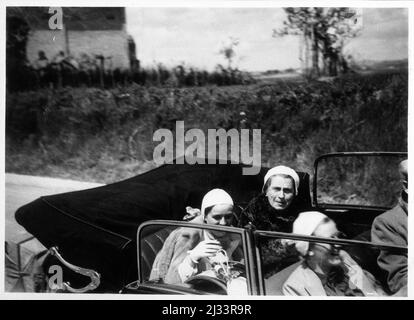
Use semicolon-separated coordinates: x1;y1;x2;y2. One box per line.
123;220;258;295
254;229;407;296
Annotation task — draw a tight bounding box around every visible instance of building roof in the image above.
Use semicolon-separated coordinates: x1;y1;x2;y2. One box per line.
7;7;126;31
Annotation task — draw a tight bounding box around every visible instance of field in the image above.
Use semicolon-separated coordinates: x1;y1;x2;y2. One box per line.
6;70;408;187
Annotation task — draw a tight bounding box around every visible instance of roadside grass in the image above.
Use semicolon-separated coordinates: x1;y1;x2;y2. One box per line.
6;70;407;185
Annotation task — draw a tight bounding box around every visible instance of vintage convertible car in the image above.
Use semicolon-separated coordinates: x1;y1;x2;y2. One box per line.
14;152;407;295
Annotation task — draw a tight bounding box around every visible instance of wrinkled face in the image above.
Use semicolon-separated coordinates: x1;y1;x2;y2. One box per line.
265;175;295;211
205;204;234;237
309;220;343;269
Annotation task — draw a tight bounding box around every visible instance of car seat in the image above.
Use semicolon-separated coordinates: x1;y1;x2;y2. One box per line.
264;261;302;295
139;226;175;280
347;229;388;290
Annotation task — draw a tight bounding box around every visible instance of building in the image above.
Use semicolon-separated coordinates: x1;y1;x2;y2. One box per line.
7;7;137;70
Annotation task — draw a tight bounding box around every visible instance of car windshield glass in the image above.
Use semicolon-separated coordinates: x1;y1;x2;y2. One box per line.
315;154;406;208
138;223;247;295
256;231;407;296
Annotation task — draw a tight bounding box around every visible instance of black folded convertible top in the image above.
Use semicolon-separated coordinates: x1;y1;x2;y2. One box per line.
15;159;310;292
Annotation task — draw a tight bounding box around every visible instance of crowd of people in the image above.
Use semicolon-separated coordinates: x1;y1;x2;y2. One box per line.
149;160;408;297
20;50;252;91
30;50;117;88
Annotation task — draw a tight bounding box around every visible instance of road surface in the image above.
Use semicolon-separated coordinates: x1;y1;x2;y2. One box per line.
5;173;104;252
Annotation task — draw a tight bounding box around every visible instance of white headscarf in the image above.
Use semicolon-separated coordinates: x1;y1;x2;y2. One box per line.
292;211;328;256
263;165;300;195
200;188;234;218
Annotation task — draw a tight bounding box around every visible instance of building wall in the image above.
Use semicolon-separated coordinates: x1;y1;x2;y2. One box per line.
26;27;130;69
68;29;129;69
26;29;66;63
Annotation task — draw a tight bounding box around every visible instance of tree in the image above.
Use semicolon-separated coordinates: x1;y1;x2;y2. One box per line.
6;13;31;91
273;7;361;78
219;37;239;70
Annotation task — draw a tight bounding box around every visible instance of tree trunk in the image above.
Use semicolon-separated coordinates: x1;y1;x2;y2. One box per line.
99;58;104;88
311;25;320;78
300;27;310;77
301;25;314;78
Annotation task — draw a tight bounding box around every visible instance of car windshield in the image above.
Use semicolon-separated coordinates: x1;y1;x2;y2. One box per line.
138;222;247;295
256;231;407;296
315;153;406;208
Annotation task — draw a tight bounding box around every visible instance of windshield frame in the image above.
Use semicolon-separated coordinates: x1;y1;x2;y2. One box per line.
313;151;408;210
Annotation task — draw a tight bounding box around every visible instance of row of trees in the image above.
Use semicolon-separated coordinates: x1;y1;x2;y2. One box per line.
275;7;361;78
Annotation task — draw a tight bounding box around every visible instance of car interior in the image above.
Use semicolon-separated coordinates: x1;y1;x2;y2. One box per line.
138;165;395;295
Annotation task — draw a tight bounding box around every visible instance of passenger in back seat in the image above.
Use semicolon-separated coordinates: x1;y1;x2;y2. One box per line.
283;211;386;296
371;159;408;296
238;165;302;231
238;166;305;278
149;189;244;289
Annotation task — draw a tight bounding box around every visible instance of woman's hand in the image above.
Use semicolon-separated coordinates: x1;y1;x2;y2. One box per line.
188;240;222;263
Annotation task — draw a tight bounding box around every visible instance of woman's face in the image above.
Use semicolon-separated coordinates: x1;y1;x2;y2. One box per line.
205;204;234;238
205;204;234;226
265;175;295;211
309;220;343;270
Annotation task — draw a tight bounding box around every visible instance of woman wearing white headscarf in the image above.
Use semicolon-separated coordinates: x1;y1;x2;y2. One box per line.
283;211;386;296
238;166;307;278
150;189;243;285
238;165;304;232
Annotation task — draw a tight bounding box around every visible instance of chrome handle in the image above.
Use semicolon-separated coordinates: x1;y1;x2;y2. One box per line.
49;247;101;293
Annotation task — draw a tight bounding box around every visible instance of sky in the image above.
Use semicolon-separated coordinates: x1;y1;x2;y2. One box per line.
125;7;408;72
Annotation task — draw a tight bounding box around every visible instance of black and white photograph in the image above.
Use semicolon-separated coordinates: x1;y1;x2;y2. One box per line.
2;1;410;301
